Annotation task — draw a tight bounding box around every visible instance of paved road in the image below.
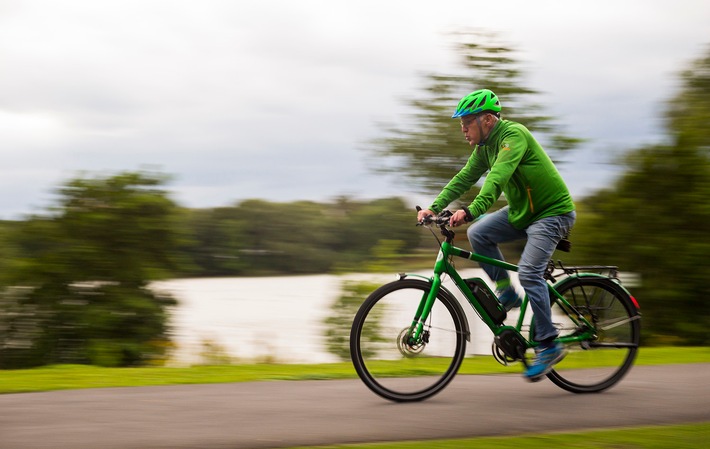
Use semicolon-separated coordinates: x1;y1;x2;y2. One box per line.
1;364;708;449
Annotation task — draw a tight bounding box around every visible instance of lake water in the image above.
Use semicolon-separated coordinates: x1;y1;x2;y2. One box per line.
154;269;522;365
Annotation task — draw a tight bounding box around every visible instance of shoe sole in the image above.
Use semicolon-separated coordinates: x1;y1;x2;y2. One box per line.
525;349;567;383
502;300;522;312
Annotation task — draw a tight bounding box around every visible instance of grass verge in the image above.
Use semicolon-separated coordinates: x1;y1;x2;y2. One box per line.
0;346;707;394
286;422;710;449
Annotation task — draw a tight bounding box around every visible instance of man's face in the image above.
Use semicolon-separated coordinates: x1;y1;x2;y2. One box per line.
460;114;482;146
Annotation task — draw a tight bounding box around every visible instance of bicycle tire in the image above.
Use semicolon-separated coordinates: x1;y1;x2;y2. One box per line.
538;276;641;393
350;279;468;402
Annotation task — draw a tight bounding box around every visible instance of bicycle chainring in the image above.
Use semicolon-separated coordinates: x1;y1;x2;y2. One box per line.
492;341;517;366
492;329;527;366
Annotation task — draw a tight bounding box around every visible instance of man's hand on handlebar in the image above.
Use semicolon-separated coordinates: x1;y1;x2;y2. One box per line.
417;208;435;223
417;207;473;227
449;209;469;227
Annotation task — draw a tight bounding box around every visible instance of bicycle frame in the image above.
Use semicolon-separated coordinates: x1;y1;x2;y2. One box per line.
408;232;598;351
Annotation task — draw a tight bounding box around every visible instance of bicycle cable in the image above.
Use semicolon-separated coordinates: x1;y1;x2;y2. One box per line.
426;224;443;248
423;222;457;269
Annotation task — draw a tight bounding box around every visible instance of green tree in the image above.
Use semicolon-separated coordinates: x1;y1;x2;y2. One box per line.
0;171;180;368
570;46;710;345
0;221;22;276
369;30;581;203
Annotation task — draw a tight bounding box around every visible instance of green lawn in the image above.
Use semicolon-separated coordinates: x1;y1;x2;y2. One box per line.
0;346;707;394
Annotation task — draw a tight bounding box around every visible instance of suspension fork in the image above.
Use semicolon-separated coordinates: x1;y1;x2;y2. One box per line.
407;273;443;343
408;244;449;342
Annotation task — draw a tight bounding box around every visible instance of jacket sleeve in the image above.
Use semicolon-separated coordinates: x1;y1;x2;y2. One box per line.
429;148;488;214
467;128;527;218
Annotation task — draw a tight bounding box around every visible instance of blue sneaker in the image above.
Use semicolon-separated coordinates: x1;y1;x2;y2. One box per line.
497;289;523;311
524;343;566;382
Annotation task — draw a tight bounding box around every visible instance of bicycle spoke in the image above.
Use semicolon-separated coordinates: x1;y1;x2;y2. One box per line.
597;315;641;331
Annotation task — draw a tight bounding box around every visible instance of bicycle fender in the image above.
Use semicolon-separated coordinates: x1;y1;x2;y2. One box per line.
553;274;640;314
396;272;430;282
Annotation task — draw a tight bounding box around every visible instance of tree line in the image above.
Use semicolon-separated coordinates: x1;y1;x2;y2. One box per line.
0;184;422;368
179;197;422;277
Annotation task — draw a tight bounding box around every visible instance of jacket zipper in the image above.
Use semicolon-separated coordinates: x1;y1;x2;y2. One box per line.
526;187;534;213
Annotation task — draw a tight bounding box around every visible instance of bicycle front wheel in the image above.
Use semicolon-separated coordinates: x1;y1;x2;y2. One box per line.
350;279;468;402
543;277;641;393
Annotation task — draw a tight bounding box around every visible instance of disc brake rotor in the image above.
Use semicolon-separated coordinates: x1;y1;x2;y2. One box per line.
397;327;428;357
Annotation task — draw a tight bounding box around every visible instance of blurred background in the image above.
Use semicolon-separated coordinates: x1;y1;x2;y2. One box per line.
0;0;708;368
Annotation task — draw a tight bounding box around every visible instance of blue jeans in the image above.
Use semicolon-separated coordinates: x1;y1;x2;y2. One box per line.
467;207;576;342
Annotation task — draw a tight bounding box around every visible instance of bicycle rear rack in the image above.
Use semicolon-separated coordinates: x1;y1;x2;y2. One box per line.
544;260;618;283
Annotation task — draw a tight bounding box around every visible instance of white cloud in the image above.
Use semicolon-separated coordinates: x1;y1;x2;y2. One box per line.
0;0;708;218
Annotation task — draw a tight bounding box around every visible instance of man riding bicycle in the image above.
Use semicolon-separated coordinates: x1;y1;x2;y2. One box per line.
417;89;576;381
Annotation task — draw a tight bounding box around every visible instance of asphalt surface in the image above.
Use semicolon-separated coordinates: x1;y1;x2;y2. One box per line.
1;364;708;449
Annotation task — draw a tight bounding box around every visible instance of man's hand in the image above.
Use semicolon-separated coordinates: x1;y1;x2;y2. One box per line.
417;208;435;223
449;209;473;227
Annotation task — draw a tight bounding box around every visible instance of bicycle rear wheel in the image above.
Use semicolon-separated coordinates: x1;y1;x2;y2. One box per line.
543;277;641;393
350;279;468;402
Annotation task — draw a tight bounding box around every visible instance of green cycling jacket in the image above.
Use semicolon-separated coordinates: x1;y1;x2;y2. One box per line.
429;119;575;229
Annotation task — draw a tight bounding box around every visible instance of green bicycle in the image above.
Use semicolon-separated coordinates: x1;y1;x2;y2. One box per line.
350;209;641;402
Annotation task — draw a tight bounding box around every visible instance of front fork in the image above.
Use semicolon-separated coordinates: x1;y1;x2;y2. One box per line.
406;273;443;345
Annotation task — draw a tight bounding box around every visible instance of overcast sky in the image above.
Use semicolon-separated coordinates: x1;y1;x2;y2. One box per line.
1;0;708;219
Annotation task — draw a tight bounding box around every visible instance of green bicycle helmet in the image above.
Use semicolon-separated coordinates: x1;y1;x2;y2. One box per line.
452;89;501;118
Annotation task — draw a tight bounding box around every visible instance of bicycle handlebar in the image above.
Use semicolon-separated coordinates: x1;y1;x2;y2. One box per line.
416;206;453;227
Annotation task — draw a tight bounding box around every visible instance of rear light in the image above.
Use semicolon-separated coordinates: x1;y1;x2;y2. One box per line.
630;295;640;309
